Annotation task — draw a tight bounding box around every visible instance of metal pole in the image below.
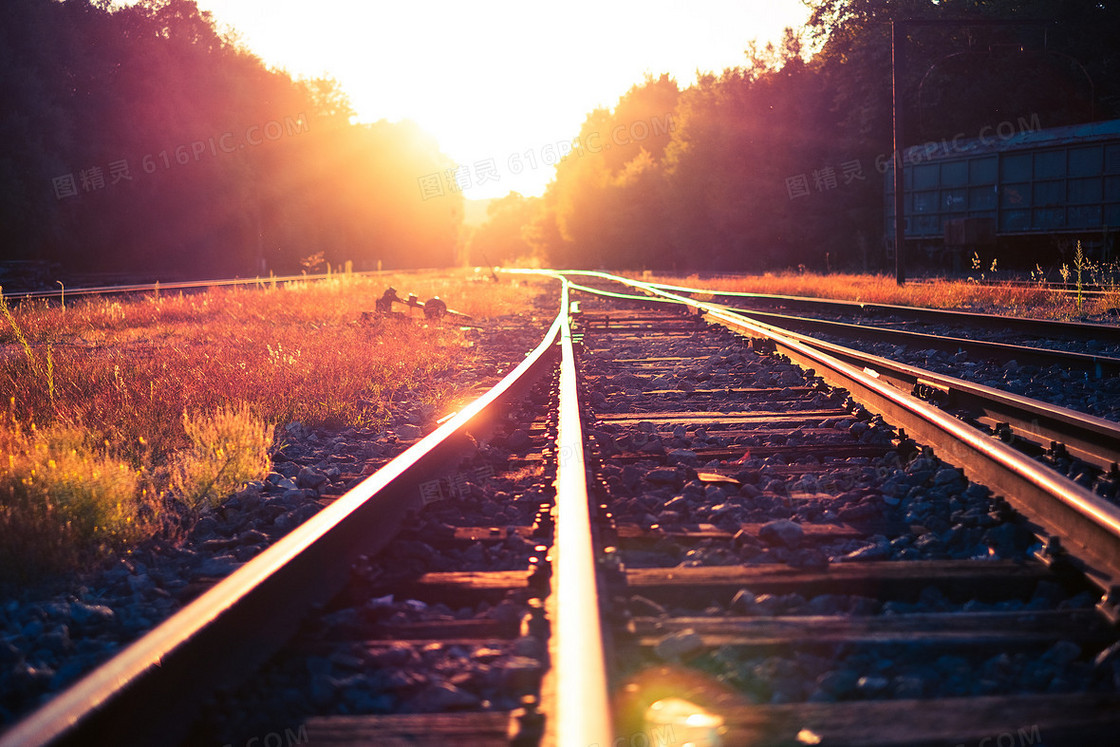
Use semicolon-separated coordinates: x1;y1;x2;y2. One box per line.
892;19;907;285
890;18;1052;287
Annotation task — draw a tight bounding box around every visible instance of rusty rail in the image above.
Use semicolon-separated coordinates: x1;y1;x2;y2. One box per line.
548;277;613;745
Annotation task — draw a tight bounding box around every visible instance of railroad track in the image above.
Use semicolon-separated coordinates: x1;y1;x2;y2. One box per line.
583;276;1120;502
0;289;568;746
649;281;1120;350
5;271;1120;745
567;276;1120;744
684;306;1120;499
703;305;1120;378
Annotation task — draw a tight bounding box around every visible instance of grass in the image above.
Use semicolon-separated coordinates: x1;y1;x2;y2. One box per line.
171;404;273;514
645;269;1120;321
0;418;153;581
0;270;545;582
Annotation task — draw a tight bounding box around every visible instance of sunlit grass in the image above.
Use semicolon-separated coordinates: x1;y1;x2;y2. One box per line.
0;270;546;580
172;404;273;514
0;417;157;581
646;271;1120;321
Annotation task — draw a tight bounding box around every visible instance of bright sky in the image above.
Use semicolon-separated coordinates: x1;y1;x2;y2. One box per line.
193;0;814;199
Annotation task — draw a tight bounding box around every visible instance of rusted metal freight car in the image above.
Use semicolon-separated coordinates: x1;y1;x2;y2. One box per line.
885;118;1120;267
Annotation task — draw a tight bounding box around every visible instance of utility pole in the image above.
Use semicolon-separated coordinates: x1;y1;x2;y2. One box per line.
892;20;907;286
890;18;1052;286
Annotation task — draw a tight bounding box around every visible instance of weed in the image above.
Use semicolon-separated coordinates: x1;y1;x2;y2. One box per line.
644;269;1113;320
0;271;544;579
1;289;55;408
967;252;997;283
170;404;272;513
0;418;155;582
1073;240;1090;315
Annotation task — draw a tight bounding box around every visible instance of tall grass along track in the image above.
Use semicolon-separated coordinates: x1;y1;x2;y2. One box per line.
0;274;567;746
0;271;548;735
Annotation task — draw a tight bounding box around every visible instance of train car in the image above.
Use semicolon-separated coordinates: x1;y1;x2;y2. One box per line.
884;118;1120;267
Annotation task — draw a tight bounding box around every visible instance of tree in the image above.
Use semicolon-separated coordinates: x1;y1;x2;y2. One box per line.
466;193;542;266
0;0;463;279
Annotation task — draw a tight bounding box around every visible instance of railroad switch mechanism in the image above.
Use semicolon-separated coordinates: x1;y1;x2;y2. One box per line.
366;286;464;321
1098;586;1120;626
912;377;950;406
750;337;776;355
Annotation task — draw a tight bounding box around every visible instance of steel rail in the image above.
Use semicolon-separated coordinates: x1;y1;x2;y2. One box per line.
723;309;1120;475
647;280;1120;345
549;276;614;746
720;306;1120;377
553;274;1120;469
564;271;1120;603
563;275;1120;474
0;270;386;302
0;296;566;746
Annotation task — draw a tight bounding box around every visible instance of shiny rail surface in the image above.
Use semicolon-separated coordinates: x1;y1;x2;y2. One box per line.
0;296;565;747
562;280;1120;743
722;306;1120;377
717;310;1120;475
548;278;613;745
650;281;1120;345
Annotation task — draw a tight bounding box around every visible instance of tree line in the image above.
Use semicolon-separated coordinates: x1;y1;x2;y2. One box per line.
3;0;1117;280
0;0;462;280
469;0;1120;272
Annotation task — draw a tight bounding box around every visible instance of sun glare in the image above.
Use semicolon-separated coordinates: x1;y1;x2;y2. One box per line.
197;0;812;199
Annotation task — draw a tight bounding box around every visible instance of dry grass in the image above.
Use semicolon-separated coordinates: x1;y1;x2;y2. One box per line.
646;271;1120;321
0;270;545;580
171;404;273;514
0;418;156;580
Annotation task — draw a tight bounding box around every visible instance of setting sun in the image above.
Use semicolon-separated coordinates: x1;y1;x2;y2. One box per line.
190;0;812;199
